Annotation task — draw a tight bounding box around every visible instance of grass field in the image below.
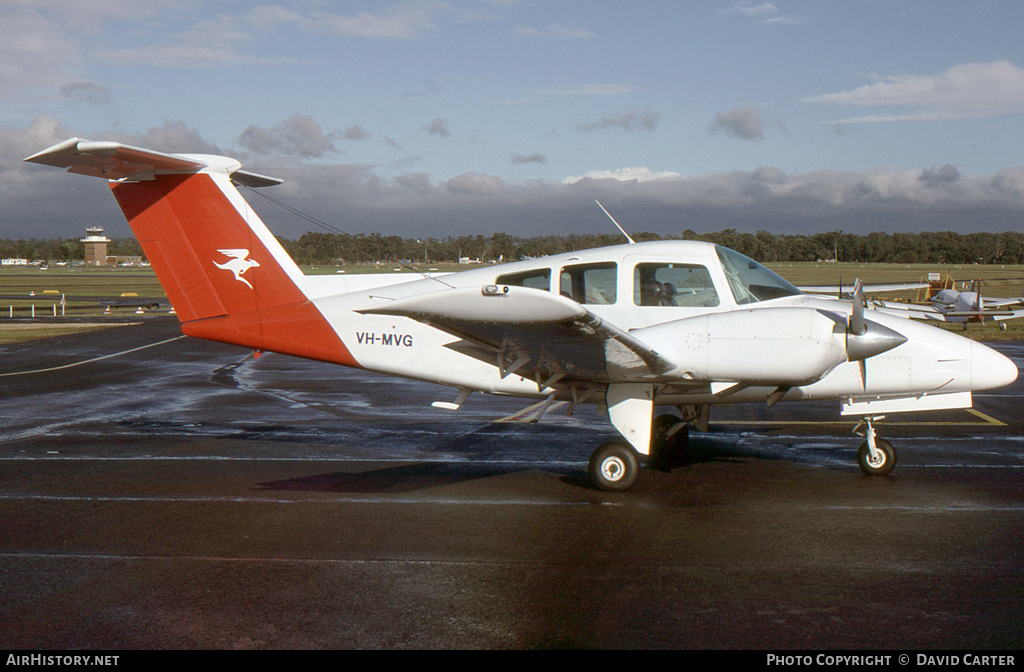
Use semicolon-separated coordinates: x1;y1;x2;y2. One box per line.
0;322;126;345
1;261;1022;342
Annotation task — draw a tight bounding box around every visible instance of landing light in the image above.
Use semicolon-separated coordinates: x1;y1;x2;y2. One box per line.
482;285;509;296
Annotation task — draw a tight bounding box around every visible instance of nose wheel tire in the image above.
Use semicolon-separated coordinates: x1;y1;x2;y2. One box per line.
857;438;896;476
589;442;640;492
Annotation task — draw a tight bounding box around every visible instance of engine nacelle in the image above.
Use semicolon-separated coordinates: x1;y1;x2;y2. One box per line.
635;307;849;385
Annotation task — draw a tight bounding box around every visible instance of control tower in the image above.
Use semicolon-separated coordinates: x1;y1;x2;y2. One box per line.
82;227;111;266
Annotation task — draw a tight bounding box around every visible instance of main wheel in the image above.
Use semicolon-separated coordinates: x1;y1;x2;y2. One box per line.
589;442;640;492
857;438;896;476
649;414;689;469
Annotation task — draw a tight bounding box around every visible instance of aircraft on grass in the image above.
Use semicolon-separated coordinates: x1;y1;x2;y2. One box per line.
803;276;1024;326
26;138;1020;491
870;280;1024;326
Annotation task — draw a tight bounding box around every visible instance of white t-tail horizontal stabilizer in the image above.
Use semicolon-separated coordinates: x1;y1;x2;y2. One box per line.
24;137;281;187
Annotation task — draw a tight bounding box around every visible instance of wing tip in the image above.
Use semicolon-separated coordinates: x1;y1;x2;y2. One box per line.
23;137;86;165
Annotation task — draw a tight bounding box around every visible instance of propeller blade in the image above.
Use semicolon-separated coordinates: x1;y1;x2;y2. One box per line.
850;279;866;336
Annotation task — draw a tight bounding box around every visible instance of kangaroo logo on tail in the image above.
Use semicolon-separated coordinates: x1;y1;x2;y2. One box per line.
214;249;260;289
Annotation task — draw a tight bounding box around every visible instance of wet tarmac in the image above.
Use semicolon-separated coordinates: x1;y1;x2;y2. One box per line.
0;317;1021;649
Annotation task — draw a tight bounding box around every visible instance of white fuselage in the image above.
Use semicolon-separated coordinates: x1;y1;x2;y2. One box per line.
302;241;1017;409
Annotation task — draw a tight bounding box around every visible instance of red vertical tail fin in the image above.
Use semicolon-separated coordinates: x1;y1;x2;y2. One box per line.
26;139;358;367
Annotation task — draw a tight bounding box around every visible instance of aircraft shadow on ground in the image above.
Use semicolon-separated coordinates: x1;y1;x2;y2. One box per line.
257;462;533;494
254;431;765;495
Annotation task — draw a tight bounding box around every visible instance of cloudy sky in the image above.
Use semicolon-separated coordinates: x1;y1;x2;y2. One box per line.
4;0;1024;241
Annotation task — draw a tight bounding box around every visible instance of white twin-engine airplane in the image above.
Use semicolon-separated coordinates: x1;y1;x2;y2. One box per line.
26;139;1020;491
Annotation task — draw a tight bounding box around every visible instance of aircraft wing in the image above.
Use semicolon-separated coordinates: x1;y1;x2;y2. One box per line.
979;297;1024;308
992;309;1024;321
801;282;929;295
359;285;676;383
870;299;1024;322
942;308;1024;320
865;299;947;321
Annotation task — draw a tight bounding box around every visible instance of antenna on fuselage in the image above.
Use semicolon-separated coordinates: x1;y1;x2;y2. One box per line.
594;200;635;244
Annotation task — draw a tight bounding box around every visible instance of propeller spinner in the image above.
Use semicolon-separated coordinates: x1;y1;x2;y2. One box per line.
845;280;907;386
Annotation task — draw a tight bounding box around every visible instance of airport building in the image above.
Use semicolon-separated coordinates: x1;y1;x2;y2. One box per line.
82;227;111;266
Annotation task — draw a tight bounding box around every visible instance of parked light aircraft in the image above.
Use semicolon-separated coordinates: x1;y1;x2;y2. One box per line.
26;138;1020;491
804;277;1024;325
869;280;1024;325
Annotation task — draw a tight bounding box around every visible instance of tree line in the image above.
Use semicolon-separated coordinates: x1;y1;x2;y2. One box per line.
2;229;1023;266
0;238;143;263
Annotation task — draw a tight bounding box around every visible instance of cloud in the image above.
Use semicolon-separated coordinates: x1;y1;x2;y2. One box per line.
563;167;683;184
577;109;660;133
446;172;504;195
59;81;112;105
244;1;449;39
94;1;451;69
308;0;449;39
731;3;779;18
752;166;786;184
238;115;340;157
918;164;961;188
510;24;597;40
343;126;371;141
710;106;764;141
426;118;451;137
804;61;1024;122
402;81;441;99
727;3;802;25
109;121;227;155
510;153;546;165
537;84;640;96
993;168;1024;197
2;114;78;165
8;116;1024;242
93;13;282;69
0;4;84;95
394;172;432;193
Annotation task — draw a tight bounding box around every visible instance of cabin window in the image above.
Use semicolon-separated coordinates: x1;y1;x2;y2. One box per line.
560;262;617;305
496;269;551;291
633;263;720;307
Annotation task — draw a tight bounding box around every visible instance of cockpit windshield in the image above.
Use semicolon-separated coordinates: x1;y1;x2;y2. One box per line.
715;246;802;305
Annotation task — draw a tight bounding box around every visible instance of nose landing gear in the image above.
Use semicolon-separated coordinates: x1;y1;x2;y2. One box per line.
853;416;897;476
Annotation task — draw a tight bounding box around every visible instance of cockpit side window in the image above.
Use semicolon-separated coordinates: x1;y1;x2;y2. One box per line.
496;268;551;291
715;246;802;305
560;262;617;305
633;263;720;307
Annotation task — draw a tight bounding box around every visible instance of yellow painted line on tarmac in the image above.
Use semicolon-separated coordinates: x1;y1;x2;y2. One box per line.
711;409;1006;428
711;421;995;427
965;408;1007;426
